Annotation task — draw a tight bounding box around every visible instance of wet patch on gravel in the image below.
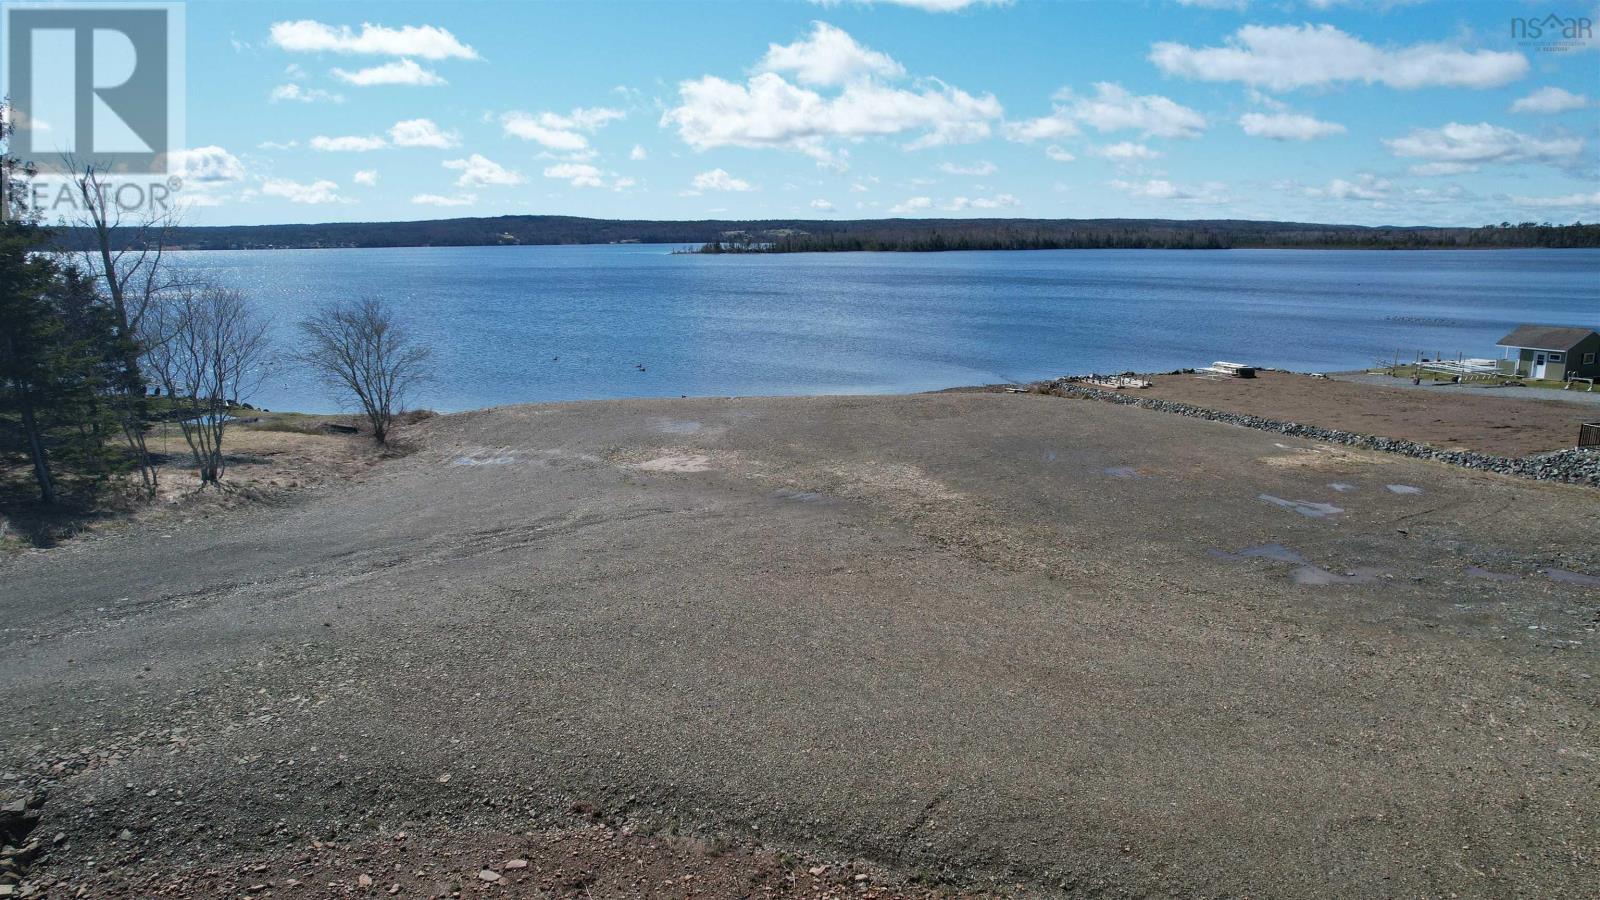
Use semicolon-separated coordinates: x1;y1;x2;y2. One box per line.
1543;568;1600;587
1328;482;1358;493
1258;494;1344;519
1103;466;1142;479
1210;542;1385;586
1466;566;1521;582
1385;484;1424;495
1291;566;1386;586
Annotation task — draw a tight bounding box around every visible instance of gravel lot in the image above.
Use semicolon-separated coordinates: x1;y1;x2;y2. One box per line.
1134;370;1596;457
2;393;1596;897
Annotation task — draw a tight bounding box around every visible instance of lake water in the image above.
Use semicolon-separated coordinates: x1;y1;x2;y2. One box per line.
172;245;1599;414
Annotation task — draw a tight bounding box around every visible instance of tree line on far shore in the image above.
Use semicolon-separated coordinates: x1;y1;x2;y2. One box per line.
691;221;1600;254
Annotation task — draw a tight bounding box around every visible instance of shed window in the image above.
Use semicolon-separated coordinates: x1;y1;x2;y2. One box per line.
1587;353;1597;366
1549;353;1563;362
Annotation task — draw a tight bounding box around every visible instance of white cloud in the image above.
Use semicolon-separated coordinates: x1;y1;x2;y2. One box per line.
759;21;905;86
630;144;648;161
1510;86;1590;114
1294;175;1478;209
889;196;933;214
268;20;479;60
692;168;755;192
1109;178;1227;202
664;27;999;161
503;115;587;151
544;163;604;187
664;72;1001;160
1304;175;1390;201
1094;141;1161;160
262;178;343;204
353;169;379;186
442;154;524;187
411;193;477;207
1003;111;1078;142
1150;24;1528;91
310;134;386;152
939;160;997;176
1383;122;1583;169
269;83;343;103
1045;145;1075;162
331;59;446;87
502;107;625;152
944;193;1018;210
167;146;245;183
541;162;630;190
1006;82;1203;142
811;198;834;210
1238;111;1345;141
389;117;459;148
1507;191;1600;208
1065;83;1206;138
1407;162;1477;177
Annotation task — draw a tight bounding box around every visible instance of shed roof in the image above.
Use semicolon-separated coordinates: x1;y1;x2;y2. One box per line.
1495;324;1599;352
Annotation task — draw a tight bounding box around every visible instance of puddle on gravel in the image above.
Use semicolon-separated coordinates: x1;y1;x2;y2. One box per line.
1466;566;1521;582
775;490;827;503
1328;482;1357;493
1545;568;1600;587
1385;484;1424;495
1258;494;1344;519
1291;566;1385;586
1103;466;1142;479
1044;450;1058;463
1210;543;1384;586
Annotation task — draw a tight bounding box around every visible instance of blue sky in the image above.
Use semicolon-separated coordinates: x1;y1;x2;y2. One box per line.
107;0;1600;225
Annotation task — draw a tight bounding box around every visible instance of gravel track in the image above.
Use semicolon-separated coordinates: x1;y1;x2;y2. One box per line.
2;393;1596;897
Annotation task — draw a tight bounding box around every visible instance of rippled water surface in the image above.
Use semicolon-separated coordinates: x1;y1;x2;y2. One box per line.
172;246;1599;413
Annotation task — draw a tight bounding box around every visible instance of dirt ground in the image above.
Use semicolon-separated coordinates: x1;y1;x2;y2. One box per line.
2;393;1596;898
1;416;381;551
45;822;988;899
1134;370;1595;457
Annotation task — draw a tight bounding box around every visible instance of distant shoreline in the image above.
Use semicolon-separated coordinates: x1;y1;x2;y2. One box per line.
51;213;1600;253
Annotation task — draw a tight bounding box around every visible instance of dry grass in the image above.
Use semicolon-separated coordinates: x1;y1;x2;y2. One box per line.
1;414;388;550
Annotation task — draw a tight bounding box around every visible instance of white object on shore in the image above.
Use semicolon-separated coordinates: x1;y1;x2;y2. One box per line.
1200;361;1256;378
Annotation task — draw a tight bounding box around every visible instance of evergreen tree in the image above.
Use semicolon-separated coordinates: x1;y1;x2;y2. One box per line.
0;224;70;502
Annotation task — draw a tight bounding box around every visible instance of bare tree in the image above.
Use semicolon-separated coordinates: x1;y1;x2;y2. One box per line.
64;159;191;495
295;297;432;445
143;285;271;486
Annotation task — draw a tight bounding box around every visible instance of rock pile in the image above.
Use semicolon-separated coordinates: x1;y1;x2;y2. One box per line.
1045;380;1600;488
1;792;45;897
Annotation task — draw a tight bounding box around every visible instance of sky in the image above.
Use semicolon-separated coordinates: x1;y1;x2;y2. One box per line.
31;0;1600;226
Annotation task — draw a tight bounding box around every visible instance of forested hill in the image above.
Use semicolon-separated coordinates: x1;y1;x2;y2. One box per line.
55;215;1600;252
